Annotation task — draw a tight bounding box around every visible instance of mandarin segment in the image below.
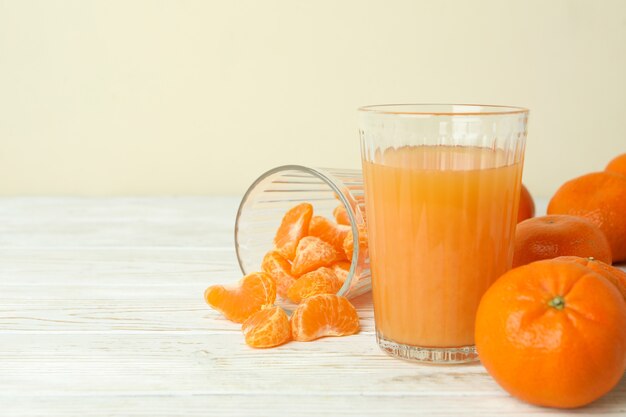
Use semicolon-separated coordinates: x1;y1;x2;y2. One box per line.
547;171;626;262
273;202;313;260
333;205;350;225
291;236;337;276
308;215;350;259
242;306;292;348
343;224;368;262
291;294;360;342
261;251;297;299
204;272;276;323
475;259;626;408
331;261;351;283
512;215;612;268
287;267;342;304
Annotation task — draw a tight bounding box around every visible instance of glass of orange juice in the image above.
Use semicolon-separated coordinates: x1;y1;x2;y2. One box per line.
359;104;529;363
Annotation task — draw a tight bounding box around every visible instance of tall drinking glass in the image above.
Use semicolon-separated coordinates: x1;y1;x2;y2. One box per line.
359;104;529;363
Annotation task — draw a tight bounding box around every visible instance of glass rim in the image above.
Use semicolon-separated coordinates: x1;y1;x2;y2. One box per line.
358;103;529;116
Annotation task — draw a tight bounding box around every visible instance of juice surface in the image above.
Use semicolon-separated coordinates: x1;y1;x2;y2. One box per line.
363;145;522;347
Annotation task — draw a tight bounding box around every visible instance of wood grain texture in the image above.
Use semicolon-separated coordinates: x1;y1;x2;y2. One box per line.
0;196;625;417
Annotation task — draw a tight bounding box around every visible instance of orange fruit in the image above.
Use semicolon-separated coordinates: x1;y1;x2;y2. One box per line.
204;272;276;323
261;251;296;299
287;267;342;303
333;205;350;225
517;184;535;223
308;215;350;260
547;171;626;262
554;256;626;301
512;214;612;268
331;260;351;283
241;306;291;348
291;236;337;276
273;203;313;260
475;259;626;408
343;224;368;262
606;153;626;177
291;294;360;342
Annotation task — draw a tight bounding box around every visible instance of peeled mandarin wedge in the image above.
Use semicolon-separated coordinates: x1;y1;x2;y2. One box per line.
333;205;350;225
261;251;297;299
204;272;276;323
308;215;350;260
291;236;337;276
331;261;351;283
291;294;360;342
273;202;313;260
343;224;368;262
242;306;291;348
287;267;342;304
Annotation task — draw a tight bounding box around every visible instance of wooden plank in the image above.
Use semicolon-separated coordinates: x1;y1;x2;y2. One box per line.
0;333;624;398
0;333;498;396
0;197;240;248
3;393;625;417
0;286;375;333
2;332;623;409
0;248;243;286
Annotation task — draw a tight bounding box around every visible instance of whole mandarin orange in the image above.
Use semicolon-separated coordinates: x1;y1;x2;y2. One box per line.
513;214;612;268
606;153;626;177
554;256;626;301
475;259;626;408
517;184;535;223
547;171;626;262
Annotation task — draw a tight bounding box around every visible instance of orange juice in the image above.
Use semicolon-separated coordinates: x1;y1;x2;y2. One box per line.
363;145;522;348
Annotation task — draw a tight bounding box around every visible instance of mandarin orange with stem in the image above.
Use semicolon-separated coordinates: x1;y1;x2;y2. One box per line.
475;259;626;408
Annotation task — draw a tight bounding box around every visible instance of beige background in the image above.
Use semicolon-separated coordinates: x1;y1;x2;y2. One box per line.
1;0;625;197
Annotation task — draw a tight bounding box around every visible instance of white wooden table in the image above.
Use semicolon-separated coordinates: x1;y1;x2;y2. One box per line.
1;197;625;416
